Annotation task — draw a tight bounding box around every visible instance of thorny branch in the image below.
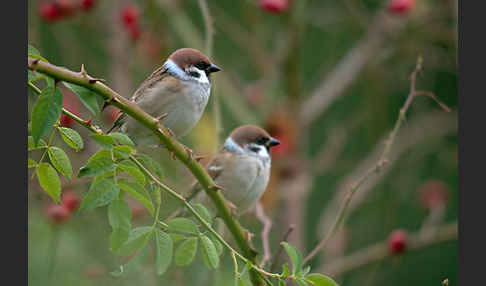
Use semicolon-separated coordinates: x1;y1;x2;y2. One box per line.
27;58;265;284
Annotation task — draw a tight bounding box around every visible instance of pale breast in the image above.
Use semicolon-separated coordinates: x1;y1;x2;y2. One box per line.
123;76;210;144
215;154;270;215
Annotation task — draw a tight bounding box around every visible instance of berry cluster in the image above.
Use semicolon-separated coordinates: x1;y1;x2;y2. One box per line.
121;4;142;42
46;191;80;224
39;0;97;23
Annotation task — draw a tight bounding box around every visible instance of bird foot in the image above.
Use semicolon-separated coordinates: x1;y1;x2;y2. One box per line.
169;150;176;160
208;182;225;192
155;113;168;122
165;127;176;138
181;144;205;162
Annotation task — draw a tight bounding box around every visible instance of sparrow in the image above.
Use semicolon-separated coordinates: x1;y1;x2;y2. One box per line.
192;125;280;216
108;48;221;147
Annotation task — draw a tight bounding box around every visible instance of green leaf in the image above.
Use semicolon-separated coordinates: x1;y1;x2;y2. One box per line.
209;234;223;256
113;145;135;159
174;237;198;266
31;86;63;144
193;204;212;225
108;199;132;252
116;160;146;185
170;233;185;243
117;179;154;216
135;153;163;179
79;178;120;211
78;149;115;178
296;278;309;286
28;70;36;82
167;218;199;235
282;263;290;278
28;44;40;56
110;245;149;277
90;134;116;149
238;278;246;286
28;136;47;151
155;230;173;276
200;235;219;269
92;170;116;186
48;147;72;179
281;242;303;276
63;82;102;116
278;278;285;286
301;265;311;277
116;226;153;256
36;163;61;203
28;158;37;168
28;44;49;62
109;132;135;147
58;127;83;150
305;274;339;286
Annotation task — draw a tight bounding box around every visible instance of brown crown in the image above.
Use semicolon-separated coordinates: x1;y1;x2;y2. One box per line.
168;48;212;70
229;125;272;146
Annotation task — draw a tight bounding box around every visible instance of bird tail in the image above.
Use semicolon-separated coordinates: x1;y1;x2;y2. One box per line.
106;112;125;134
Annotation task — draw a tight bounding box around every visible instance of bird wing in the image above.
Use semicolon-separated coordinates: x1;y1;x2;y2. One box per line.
186;149;231;201
106;66;168;133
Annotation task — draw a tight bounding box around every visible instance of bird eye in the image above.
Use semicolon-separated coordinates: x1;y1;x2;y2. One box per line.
257;137;268;145
195;62;207;70
189;71;200;78
249;146;260;153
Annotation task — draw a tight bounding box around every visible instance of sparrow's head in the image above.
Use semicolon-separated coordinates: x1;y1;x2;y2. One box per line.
164;48;221;83
224;125;280;159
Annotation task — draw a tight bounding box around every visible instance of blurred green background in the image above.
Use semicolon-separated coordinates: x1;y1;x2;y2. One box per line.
28;0;457;285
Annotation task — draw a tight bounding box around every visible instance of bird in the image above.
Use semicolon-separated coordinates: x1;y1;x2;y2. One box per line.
192;125;280;216
107;48;221;149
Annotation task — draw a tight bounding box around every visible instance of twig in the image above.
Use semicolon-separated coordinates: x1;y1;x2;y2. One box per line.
303;56;425;264
270;224;295;272
319;221;458;277
27;58;265;285
255;202;273;268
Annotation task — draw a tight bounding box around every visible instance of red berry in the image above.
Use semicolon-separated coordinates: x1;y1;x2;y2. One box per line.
60;113;75;128
61;191;80;212
127;23;142;42
47;204;71;224
81;0;96;11
418;180;450;210
103;106;120;124
39;2;63;22
388;229;408;254
258;0;289;13
388;0;415;14
121;5;139;27
60;89;80;127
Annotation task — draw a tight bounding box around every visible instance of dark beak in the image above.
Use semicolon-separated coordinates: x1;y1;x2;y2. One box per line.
207;63;222;74
266;137;280;148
